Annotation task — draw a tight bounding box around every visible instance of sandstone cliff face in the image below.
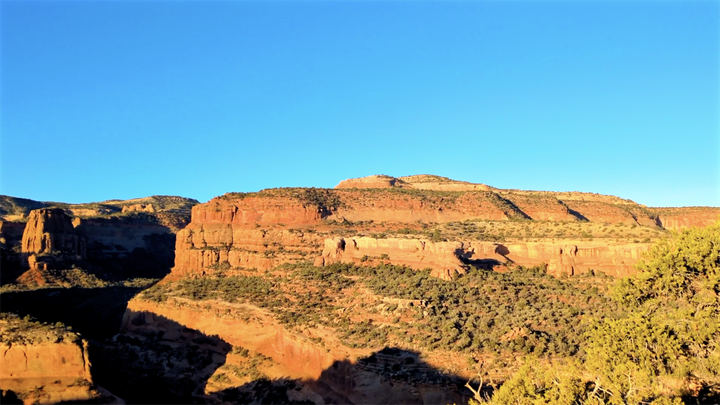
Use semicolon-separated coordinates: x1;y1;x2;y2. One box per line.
121;203;155;213
0;314;111;405
121;297;469;404
21;209;84;257
170;190;659;280
316;237;471;280
192;196;328;226
18;209;86;274
500;241;651;277
170;225;322;279
0;341;91;383
168;176;718;281
316;236;650;278
649;207;720;230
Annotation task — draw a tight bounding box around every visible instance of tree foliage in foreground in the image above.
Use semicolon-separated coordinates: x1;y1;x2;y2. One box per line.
481;223;720;404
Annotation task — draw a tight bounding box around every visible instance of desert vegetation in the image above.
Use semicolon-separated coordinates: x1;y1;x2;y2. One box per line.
471;223;720;404
0;312;78;345
137;223;720;403
141;259;621;377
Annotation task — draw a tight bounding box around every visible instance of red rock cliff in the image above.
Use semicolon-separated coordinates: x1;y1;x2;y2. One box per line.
315;236;650;278
0;314;113;405
21;208;84;257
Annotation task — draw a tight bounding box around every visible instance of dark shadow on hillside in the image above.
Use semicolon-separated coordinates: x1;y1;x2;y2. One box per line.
81;231;177;281
0;286;148;341
685;383;720;405
457;244;513;270
460;257;503;270
216;347;476;405
90;313;232;405
567;208;589;222
0;390;23;404
88;310;479;405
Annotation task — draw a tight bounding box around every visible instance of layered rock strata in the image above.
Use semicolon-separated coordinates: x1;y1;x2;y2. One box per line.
316;236;651;278
0;314;116;404
170;183;719;280
650;207;720;230
21;208;85;258
121;297;469;404
315;237;475;280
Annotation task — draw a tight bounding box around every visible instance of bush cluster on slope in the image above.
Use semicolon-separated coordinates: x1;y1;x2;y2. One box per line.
480;223;720;404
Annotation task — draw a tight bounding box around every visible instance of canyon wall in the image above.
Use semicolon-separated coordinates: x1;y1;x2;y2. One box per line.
121;297;469;404
21;208;85;258
650;207;720;230
0;315;114;405
1;196;197;286
316;236;651;278
169;182;717;281
316;237;474;280
123;299;347;381
170;225;322;279
500;241;651;277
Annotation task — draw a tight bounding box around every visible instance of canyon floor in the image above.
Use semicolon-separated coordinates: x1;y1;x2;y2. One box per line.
1;175;718;404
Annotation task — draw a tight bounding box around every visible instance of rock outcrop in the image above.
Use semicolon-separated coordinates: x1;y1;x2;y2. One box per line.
121;203;155;213
19;209;86;273
21;209;84;258
335;175;409;189
169;176;718;281
171;225;322;279
499;241;651;277
649;207;720;230
315;236;650;278
315;237;471;280
0;314;117;405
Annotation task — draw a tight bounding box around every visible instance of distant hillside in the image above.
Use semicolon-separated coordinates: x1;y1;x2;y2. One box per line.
0;195;199;221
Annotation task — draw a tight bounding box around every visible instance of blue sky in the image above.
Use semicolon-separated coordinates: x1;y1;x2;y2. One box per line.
1;1;718;207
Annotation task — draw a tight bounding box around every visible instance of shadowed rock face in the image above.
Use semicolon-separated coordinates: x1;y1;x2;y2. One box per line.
21;208;84;257
109;298;471;404
0;314;118;405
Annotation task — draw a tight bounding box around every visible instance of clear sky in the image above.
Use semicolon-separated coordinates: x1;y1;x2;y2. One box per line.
1;1;718;207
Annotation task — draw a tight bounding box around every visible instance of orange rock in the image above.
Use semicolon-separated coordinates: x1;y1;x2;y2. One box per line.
318;237;468;280
167;175;719;280
21;209;84;257
315;236;650;279
335;175;408;189
650;207;720;230
0;317;104;405
123;299;361;381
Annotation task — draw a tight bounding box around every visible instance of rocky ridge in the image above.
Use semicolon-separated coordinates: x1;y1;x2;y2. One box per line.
169;175;719;281
3;175;719;404
0;195;199;288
